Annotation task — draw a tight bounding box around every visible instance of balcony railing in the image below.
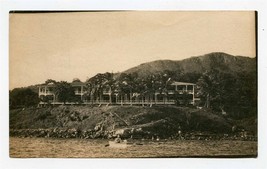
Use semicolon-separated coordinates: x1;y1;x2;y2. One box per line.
103;91;112;95
166;90;175;94
74;91;85;95
39;91;54;95
155;90;194;95
177;90;194;94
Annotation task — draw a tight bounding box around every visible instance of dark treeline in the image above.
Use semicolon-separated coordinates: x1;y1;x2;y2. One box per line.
196;69;257;119
9;88;39;109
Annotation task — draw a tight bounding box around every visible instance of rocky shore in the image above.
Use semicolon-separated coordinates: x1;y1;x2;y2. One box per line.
10;105;257;141
10;128;257;141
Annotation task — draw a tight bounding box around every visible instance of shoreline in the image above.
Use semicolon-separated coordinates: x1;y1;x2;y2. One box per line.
9;128;258;141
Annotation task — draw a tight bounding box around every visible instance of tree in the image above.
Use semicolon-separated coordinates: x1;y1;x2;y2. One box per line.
142;74;157;105
45;79;57;84
135;77;147;106
154;71;174;104
54;81;76;104
102;72;116;103
86;73;104;103
233;71;257;118
119;73;139;104
116;73;129;105
213;73;237;113
86;72;115;103
197;68;257;119
84;82;95;104
178;72;202;83
72;78;81;82
197;70;221;109
9;88;39;109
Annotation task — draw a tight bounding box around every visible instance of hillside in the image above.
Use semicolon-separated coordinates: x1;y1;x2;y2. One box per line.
9;105;257;139
123;52;256;78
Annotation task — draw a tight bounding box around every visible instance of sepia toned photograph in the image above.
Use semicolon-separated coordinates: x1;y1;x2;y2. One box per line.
9;11;257;158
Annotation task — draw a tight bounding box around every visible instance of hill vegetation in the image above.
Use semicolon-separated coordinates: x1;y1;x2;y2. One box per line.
123;52;256;79
10;105;251;138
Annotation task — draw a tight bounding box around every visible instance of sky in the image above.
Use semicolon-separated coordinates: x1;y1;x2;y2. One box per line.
9;11;256;89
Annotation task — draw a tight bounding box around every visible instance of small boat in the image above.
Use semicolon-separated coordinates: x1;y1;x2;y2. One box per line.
108;141;131;148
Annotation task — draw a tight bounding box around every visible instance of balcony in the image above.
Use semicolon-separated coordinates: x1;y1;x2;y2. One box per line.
103;91;112;95
39;91;54;96
177;90;194;94
167;90;175;94
74;91;85;95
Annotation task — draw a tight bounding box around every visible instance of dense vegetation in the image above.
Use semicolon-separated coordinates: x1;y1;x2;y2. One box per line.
9;106;234;137
9;88;39;109
9;105;257;139
196;69;257;119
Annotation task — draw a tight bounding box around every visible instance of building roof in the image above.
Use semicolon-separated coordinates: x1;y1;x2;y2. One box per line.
171;82;196;86
39;81;86;87
39;83;56;87
71;81;86;86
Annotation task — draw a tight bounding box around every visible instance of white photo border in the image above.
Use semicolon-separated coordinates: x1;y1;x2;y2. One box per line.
1;0;266;169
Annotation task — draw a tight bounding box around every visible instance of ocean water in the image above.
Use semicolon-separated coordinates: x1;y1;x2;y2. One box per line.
9;137;257;158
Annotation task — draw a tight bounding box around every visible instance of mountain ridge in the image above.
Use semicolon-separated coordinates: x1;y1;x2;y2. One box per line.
123;52;256;78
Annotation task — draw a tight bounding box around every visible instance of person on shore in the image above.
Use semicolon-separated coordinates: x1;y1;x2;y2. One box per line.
178;130;182;139
114;135;122;143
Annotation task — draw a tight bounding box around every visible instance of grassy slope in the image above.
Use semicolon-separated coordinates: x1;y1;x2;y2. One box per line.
10;105;255;137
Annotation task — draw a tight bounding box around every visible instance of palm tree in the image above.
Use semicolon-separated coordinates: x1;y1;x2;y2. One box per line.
116;73;128;105
84;82;94;104
115;73;139;105
125;73;138;105
197;70;221;108
142;75;157;106
154;72;173;104
102;72;116;104
135;77;148;106
86;73;107;104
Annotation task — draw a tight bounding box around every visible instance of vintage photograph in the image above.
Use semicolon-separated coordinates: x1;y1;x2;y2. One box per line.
9;11;257;158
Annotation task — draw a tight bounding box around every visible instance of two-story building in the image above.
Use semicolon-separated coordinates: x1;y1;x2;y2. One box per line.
170;82;197;105
38;82;56;103
71;81;86;101
38;81;199;105
38;81;86;104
